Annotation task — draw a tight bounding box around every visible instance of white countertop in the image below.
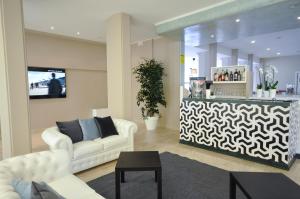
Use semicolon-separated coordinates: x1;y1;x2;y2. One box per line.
214;95;300;101
250;95;300;101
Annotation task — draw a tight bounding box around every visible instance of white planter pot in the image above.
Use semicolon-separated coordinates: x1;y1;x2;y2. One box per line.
256;89;262;98
144;116;159;131
206;89;211;99
270;89;276;98
263;90;270;98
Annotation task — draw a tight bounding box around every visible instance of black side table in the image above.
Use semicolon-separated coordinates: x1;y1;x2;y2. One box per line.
115;151;162;199
229;172;300;199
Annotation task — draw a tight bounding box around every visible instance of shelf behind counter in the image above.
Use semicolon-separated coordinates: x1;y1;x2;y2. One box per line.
180;97;300;169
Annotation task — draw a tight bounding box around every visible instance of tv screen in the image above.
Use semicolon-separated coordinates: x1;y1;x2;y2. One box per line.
28;67;66;99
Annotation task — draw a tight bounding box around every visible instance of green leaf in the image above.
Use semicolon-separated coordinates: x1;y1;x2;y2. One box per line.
133;58;167;118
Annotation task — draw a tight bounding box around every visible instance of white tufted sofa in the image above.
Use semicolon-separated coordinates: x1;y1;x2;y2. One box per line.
0;150;104;199
42;118;138;173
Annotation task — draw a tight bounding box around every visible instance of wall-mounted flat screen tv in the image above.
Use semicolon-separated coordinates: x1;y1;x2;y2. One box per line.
28;67;66;99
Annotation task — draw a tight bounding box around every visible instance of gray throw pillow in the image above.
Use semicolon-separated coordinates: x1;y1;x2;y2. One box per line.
31;181;65;199
79;118;101;140
11;178;31;199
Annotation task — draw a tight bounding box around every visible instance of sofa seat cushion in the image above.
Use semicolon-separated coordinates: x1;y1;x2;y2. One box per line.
94;135;127;150
73;141;104;160
48;175;104;199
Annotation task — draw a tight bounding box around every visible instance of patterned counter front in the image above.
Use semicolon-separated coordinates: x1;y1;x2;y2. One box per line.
180;98;300;169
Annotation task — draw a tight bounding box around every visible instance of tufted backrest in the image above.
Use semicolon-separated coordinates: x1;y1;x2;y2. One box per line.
0;150;71;199
92;108;110;117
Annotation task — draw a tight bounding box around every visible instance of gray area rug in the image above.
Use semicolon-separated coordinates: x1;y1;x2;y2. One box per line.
87;152;246;199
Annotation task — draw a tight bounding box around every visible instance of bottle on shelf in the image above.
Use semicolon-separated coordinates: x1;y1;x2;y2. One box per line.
220;70;224;81
225;70;229;81
218;71;222;81
214;71;218;81
229;71;233;81
234;69;238;81
237;70;241;81
242;68;246;81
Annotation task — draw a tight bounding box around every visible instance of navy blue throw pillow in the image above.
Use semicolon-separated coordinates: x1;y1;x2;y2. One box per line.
94;116;118;138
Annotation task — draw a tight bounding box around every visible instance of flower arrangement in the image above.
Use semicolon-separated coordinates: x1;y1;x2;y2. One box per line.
256;84;262;90
264;81;270;91
269;81;279;90
256;65;278;98
256;65;278;90
257;67;264;90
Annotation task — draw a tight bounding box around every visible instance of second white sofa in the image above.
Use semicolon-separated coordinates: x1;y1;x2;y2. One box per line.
0;150;104;199
42;118;138;173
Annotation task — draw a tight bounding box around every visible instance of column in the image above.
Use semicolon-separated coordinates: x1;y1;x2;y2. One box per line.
208;43;217;80
248;54;254;95
106;13;131;119
231;49;238;65
0;0;31;158
248;54;254;71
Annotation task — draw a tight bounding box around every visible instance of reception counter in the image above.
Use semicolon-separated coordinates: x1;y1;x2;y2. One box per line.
180;97;300;169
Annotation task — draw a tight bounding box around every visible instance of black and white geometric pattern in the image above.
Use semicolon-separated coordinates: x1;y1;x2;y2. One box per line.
180;99;299;167
288;101;300;163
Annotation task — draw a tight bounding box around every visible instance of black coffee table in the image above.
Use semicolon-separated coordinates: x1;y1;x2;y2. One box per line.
115;151;162;199
230;172;300;199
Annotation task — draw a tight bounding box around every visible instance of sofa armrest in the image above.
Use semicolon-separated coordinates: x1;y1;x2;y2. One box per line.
42;127;73;158
113;119;138;138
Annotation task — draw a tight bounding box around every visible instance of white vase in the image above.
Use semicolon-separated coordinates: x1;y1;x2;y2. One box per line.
206;89;211;99
144;116;159;131
256;89;262;98
270;89;276;98
263;90;270;98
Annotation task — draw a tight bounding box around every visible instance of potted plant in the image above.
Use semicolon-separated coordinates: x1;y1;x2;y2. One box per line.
133;58;167;131
264;81;270;98
256;66;264;98
263;65;278;98
269;81;278;98
256;84;263;97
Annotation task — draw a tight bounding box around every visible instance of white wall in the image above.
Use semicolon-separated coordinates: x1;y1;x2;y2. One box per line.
264;55;300;91
26;31;108;132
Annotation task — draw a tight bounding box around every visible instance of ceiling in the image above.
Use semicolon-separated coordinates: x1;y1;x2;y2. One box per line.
184;0;300;59
23;0;227;43
220;28;300;58
184;0;300;48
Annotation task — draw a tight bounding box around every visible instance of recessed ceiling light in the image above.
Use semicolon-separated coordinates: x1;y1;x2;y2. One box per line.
76;32;80;35
266;48;271;51
276;52;281;55
297;16;300;20
50;26;55;30
235;18;240;23
210;34;215;38
250;40;256;44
